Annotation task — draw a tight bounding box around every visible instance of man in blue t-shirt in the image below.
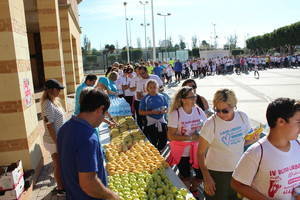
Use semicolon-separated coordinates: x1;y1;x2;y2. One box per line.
57;88;119;200
174;59;183;82
74;74;97;115
153;62;163;78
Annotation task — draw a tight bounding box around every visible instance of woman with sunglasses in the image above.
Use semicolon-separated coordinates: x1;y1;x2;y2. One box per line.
198;88;255;200
182;79;209;114
167;86;207;197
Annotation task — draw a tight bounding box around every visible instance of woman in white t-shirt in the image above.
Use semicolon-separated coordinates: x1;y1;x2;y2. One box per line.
121;66;135;108
198;88;254;200
167;86;207;196
41;79;65;195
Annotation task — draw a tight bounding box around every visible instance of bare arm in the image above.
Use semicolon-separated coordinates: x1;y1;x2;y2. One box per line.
167;127;198;141
44;116;57;143
129;86;136;92
79;172;119;200
231;178;268;200
198;136;216;196
136;92;144;100
122;84;129;90
96;83;118;95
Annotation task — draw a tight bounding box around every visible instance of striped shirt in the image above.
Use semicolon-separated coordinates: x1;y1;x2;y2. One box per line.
42;99;65;144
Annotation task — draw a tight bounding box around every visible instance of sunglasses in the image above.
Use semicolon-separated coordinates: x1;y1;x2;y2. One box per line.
214;108;231;114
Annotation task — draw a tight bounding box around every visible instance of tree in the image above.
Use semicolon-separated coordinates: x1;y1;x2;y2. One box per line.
179;35;186;49
131;49;143;61
137;38;142;49
192;35;198;48
246;21;300;55
227;34;238;50
174;44;180;50
192;48;200;57
83;35;91;55
200;40;209;49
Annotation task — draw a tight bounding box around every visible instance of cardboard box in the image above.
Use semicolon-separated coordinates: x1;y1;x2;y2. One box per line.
0;161;24;191
0;178;24;200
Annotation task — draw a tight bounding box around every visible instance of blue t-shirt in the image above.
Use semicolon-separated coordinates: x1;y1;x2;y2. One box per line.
139;93;168;119
98;77;118;94
57;116;107;200
174;61;183;72
153;66;163;77
74;82;87;115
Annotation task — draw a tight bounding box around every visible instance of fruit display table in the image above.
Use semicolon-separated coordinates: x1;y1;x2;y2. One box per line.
98;116;195;200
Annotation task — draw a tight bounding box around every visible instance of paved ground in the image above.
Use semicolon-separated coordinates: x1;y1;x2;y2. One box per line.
32;68;300;199
165;68;300;126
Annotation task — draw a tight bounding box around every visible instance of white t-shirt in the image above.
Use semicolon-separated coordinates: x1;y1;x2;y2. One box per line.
168;106;207;156
120;76;134;96
233;137;300;200
130;76;140;100
200;111;251;171
115;77;123;95
136;74;163;100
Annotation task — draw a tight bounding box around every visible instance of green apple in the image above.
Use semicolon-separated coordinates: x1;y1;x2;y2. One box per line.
158;195;167;200
175;194;185;200
177;188;188;196
156;187;164;195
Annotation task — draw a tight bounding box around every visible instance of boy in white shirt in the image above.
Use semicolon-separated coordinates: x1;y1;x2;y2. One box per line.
232;98;300;200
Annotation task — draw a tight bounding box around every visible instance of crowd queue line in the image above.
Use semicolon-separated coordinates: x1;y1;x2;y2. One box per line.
39;59;300;200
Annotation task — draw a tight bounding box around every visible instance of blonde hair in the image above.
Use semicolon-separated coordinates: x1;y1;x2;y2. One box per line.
41;89;63;110
213;88;237;108
145;79;158;92
170;86;194;112
108;71;118;81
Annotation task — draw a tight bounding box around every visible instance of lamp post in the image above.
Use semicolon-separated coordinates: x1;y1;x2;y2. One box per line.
212;23;217;49
150;0;156;61
140;23;150;60
139;1;149;61
157;12;171;61
126;17;133;47
123;2;130;63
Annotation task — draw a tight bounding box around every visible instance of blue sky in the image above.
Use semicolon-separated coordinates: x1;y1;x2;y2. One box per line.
78;0;300;50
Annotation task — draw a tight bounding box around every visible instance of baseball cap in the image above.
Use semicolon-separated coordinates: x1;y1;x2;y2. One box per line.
45;79;64;90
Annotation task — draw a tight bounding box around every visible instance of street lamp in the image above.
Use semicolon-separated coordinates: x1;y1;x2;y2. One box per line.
150;0;156;61
126;17;133;47
157;12;171;61
123;2;130;63
212;23;217;49
140;23;150;60
139;1;149;61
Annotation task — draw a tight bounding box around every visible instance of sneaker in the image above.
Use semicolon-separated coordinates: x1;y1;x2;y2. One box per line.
52;188;66;196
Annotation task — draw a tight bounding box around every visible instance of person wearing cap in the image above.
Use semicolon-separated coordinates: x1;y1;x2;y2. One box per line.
74;74;98;116
41;79;65;196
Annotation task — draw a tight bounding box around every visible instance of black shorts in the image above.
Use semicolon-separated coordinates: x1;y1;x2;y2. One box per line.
177;157;203;179
175;71;182;77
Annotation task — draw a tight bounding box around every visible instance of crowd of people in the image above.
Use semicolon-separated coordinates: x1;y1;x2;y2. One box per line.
124;55;300;83
39;59;300;200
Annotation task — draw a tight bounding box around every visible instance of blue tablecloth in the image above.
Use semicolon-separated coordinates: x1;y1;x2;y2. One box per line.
108;96;132;117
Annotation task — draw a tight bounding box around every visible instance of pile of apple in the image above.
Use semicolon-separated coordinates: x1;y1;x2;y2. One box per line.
108;169;195;200
105;140;169;175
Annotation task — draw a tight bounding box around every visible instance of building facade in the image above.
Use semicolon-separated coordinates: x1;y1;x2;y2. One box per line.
0;0;84;172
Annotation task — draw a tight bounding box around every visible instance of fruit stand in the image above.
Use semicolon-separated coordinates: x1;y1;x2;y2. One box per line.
98;114;196;200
